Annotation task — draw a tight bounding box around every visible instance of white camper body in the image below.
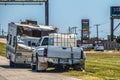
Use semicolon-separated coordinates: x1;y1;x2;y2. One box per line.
31;33;86;71
6;21;57;67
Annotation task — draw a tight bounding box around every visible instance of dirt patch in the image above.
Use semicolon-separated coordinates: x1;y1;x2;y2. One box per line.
0;75;7;80
0;38;6;44
0;56;81;80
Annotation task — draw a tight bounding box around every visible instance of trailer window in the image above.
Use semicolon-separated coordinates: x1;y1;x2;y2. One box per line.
28;41;31;46
9;35;12;45
13;36;16;47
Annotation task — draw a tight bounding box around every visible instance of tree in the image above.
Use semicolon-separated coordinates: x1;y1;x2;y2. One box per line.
83;36;89;40
116;36;120;43
90;37;97;40
107;35;116;41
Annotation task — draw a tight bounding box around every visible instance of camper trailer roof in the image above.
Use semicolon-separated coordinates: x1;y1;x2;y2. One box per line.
15;23;57;30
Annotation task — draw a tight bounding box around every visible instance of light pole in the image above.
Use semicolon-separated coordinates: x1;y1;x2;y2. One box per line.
71;26;78;34
68;26;78;34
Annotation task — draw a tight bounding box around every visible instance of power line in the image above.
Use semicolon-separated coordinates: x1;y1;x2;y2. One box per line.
90;21;110;29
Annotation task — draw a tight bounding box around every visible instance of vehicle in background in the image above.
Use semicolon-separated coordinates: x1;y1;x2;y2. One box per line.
80;44;93;51
94;44;104;51
31;33;86;71
6;20;57;67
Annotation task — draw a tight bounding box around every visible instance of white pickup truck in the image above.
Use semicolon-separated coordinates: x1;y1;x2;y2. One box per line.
31;33;86;71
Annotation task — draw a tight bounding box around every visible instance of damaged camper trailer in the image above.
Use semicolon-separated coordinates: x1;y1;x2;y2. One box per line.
6;20;57;67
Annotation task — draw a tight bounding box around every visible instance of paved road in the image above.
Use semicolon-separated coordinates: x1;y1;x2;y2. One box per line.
0;56;81;80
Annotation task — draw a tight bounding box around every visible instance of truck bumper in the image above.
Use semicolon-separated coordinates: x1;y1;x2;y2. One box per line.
49;57;85;65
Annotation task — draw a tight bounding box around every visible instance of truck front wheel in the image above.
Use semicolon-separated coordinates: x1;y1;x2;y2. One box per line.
31;65;36;71
36;56;48;72
10;61;15;68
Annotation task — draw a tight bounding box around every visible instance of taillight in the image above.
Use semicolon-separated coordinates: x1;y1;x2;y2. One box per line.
80;50;84;59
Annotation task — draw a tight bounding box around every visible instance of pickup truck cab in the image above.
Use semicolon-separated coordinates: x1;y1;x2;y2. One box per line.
31;33;86;71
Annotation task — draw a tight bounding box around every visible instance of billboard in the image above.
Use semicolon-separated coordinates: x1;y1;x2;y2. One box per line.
111;6;120;16
0;0;47;2
81;19;89;40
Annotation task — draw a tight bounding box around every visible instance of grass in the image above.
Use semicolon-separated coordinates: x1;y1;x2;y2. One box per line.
63;52;120;80
0;42;6;57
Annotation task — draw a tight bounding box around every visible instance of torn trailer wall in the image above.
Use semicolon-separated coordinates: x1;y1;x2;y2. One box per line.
17;25;57;37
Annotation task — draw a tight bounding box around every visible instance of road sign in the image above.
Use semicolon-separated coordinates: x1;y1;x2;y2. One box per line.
111;6;120;16
110;6;120;41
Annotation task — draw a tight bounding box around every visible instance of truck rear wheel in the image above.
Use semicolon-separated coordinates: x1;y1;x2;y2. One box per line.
55;65;69;71
73;64;85;71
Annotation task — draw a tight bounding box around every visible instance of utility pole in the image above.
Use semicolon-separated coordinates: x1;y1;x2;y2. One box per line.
111;17;114;41
70;26;78;34
95;24;100;44
68;27;71;34
72;26;78;34
45;0;49;25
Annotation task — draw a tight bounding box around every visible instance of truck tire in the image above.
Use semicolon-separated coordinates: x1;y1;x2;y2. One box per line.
36;56;44;72
31;54;36;71
73;64;85;71
55;65;69;71
36;56;47;72
10;61;14;68
64;66;70;71
36;56;40;72
32;65;36;71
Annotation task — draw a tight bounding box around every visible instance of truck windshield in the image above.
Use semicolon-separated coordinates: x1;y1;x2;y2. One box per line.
41;38;49;46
